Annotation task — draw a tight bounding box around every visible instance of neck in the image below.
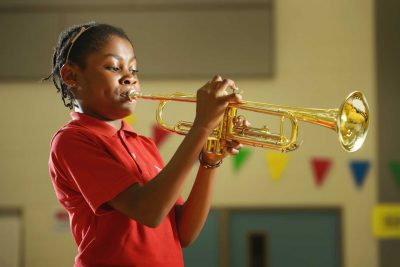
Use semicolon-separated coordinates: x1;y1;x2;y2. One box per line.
74;107;123;130
105;119;123;130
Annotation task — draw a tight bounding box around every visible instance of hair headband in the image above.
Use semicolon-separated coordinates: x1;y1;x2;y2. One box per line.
65;25;95;64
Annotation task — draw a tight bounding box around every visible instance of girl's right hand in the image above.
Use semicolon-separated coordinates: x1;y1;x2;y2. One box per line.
193;75;242;132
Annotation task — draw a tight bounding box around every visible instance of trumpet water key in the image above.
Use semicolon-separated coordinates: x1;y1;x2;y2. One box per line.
124;90;369;154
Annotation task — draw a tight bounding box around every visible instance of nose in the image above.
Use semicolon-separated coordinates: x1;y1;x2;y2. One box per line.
121;72;137;85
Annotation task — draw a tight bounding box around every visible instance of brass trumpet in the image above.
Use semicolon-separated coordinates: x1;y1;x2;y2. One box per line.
126;90;369;154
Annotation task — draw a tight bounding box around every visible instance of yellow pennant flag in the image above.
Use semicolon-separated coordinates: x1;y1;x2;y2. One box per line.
266;152;289;181
124;114;136;125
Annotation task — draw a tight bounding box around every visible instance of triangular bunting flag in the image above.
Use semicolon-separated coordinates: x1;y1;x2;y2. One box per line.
266;152;289;181
389;161;400;187
152;124;171;147
124;114;136;125
350;160;370;188
233;148;252;172
311;158;332;187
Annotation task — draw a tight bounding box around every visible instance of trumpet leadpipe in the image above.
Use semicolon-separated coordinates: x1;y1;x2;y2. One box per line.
126;90;197;103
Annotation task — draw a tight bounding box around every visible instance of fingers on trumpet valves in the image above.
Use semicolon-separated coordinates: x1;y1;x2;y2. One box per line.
233;115;251;128
221;139;243;156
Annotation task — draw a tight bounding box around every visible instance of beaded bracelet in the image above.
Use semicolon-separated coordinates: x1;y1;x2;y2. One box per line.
198;151;223;169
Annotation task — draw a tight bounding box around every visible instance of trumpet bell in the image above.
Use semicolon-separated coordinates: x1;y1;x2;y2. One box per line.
337;91;369;152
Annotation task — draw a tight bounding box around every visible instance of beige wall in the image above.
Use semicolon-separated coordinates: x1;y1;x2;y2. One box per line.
0;0;377;266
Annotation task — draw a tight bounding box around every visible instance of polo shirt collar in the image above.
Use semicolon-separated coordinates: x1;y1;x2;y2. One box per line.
121;118;137;136
70;112;137;137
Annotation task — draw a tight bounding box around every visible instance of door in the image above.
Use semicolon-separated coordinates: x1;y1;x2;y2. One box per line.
229;209;341;267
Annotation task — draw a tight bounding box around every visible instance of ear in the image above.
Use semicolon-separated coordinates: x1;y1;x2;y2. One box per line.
60;63;79;89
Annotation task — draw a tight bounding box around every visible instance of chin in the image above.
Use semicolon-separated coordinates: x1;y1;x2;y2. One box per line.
119;109;133;119
108;107;132;121
126;101;137;113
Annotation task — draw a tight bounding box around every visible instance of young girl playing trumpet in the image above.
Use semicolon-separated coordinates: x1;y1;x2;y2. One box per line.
46;22;243;266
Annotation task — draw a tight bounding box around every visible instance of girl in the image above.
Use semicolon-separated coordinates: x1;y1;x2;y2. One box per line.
46;22;243;266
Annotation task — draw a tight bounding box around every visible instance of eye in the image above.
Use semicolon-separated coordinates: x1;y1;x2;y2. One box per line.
107;66;120;72
130;69;139;75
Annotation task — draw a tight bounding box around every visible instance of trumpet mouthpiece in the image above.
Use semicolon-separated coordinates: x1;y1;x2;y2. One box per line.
124;90;142;100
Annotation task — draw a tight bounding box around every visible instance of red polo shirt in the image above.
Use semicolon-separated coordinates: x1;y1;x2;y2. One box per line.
49;112;184;267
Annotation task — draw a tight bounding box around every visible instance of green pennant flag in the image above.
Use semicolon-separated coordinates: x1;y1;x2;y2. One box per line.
233;148;252;172
389;161;400;187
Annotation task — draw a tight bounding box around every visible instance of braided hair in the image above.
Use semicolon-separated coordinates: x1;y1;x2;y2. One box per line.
43;22;132;109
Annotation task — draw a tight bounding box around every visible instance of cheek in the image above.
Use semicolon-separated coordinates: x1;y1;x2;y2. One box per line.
100;81;119;97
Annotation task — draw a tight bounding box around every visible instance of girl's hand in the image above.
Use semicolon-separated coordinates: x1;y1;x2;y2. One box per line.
200;116;250;165
193;75;242;132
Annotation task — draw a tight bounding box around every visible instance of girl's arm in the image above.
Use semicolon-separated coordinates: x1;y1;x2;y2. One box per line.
175;166;216;247
175;139;242;247
108;76;241;228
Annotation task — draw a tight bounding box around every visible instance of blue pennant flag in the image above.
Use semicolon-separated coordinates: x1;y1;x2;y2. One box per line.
350;160;371;188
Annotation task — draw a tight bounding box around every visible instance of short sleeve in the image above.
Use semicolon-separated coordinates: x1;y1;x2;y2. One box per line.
50;129;141;215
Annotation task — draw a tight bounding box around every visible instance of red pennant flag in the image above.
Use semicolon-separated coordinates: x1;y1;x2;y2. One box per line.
55;210;68;221
152;124;171;147
311;158;332;187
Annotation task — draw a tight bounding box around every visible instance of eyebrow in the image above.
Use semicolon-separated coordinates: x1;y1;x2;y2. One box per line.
103;53;136;62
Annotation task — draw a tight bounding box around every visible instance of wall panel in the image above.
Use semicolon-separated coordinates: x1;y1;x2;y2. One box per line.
0;1;273;80
0;13;59;80
63;7;273;79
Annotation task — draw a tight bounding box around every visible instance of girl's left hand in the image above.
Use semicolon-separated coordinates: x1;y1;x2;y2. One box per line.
201;117;250;164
